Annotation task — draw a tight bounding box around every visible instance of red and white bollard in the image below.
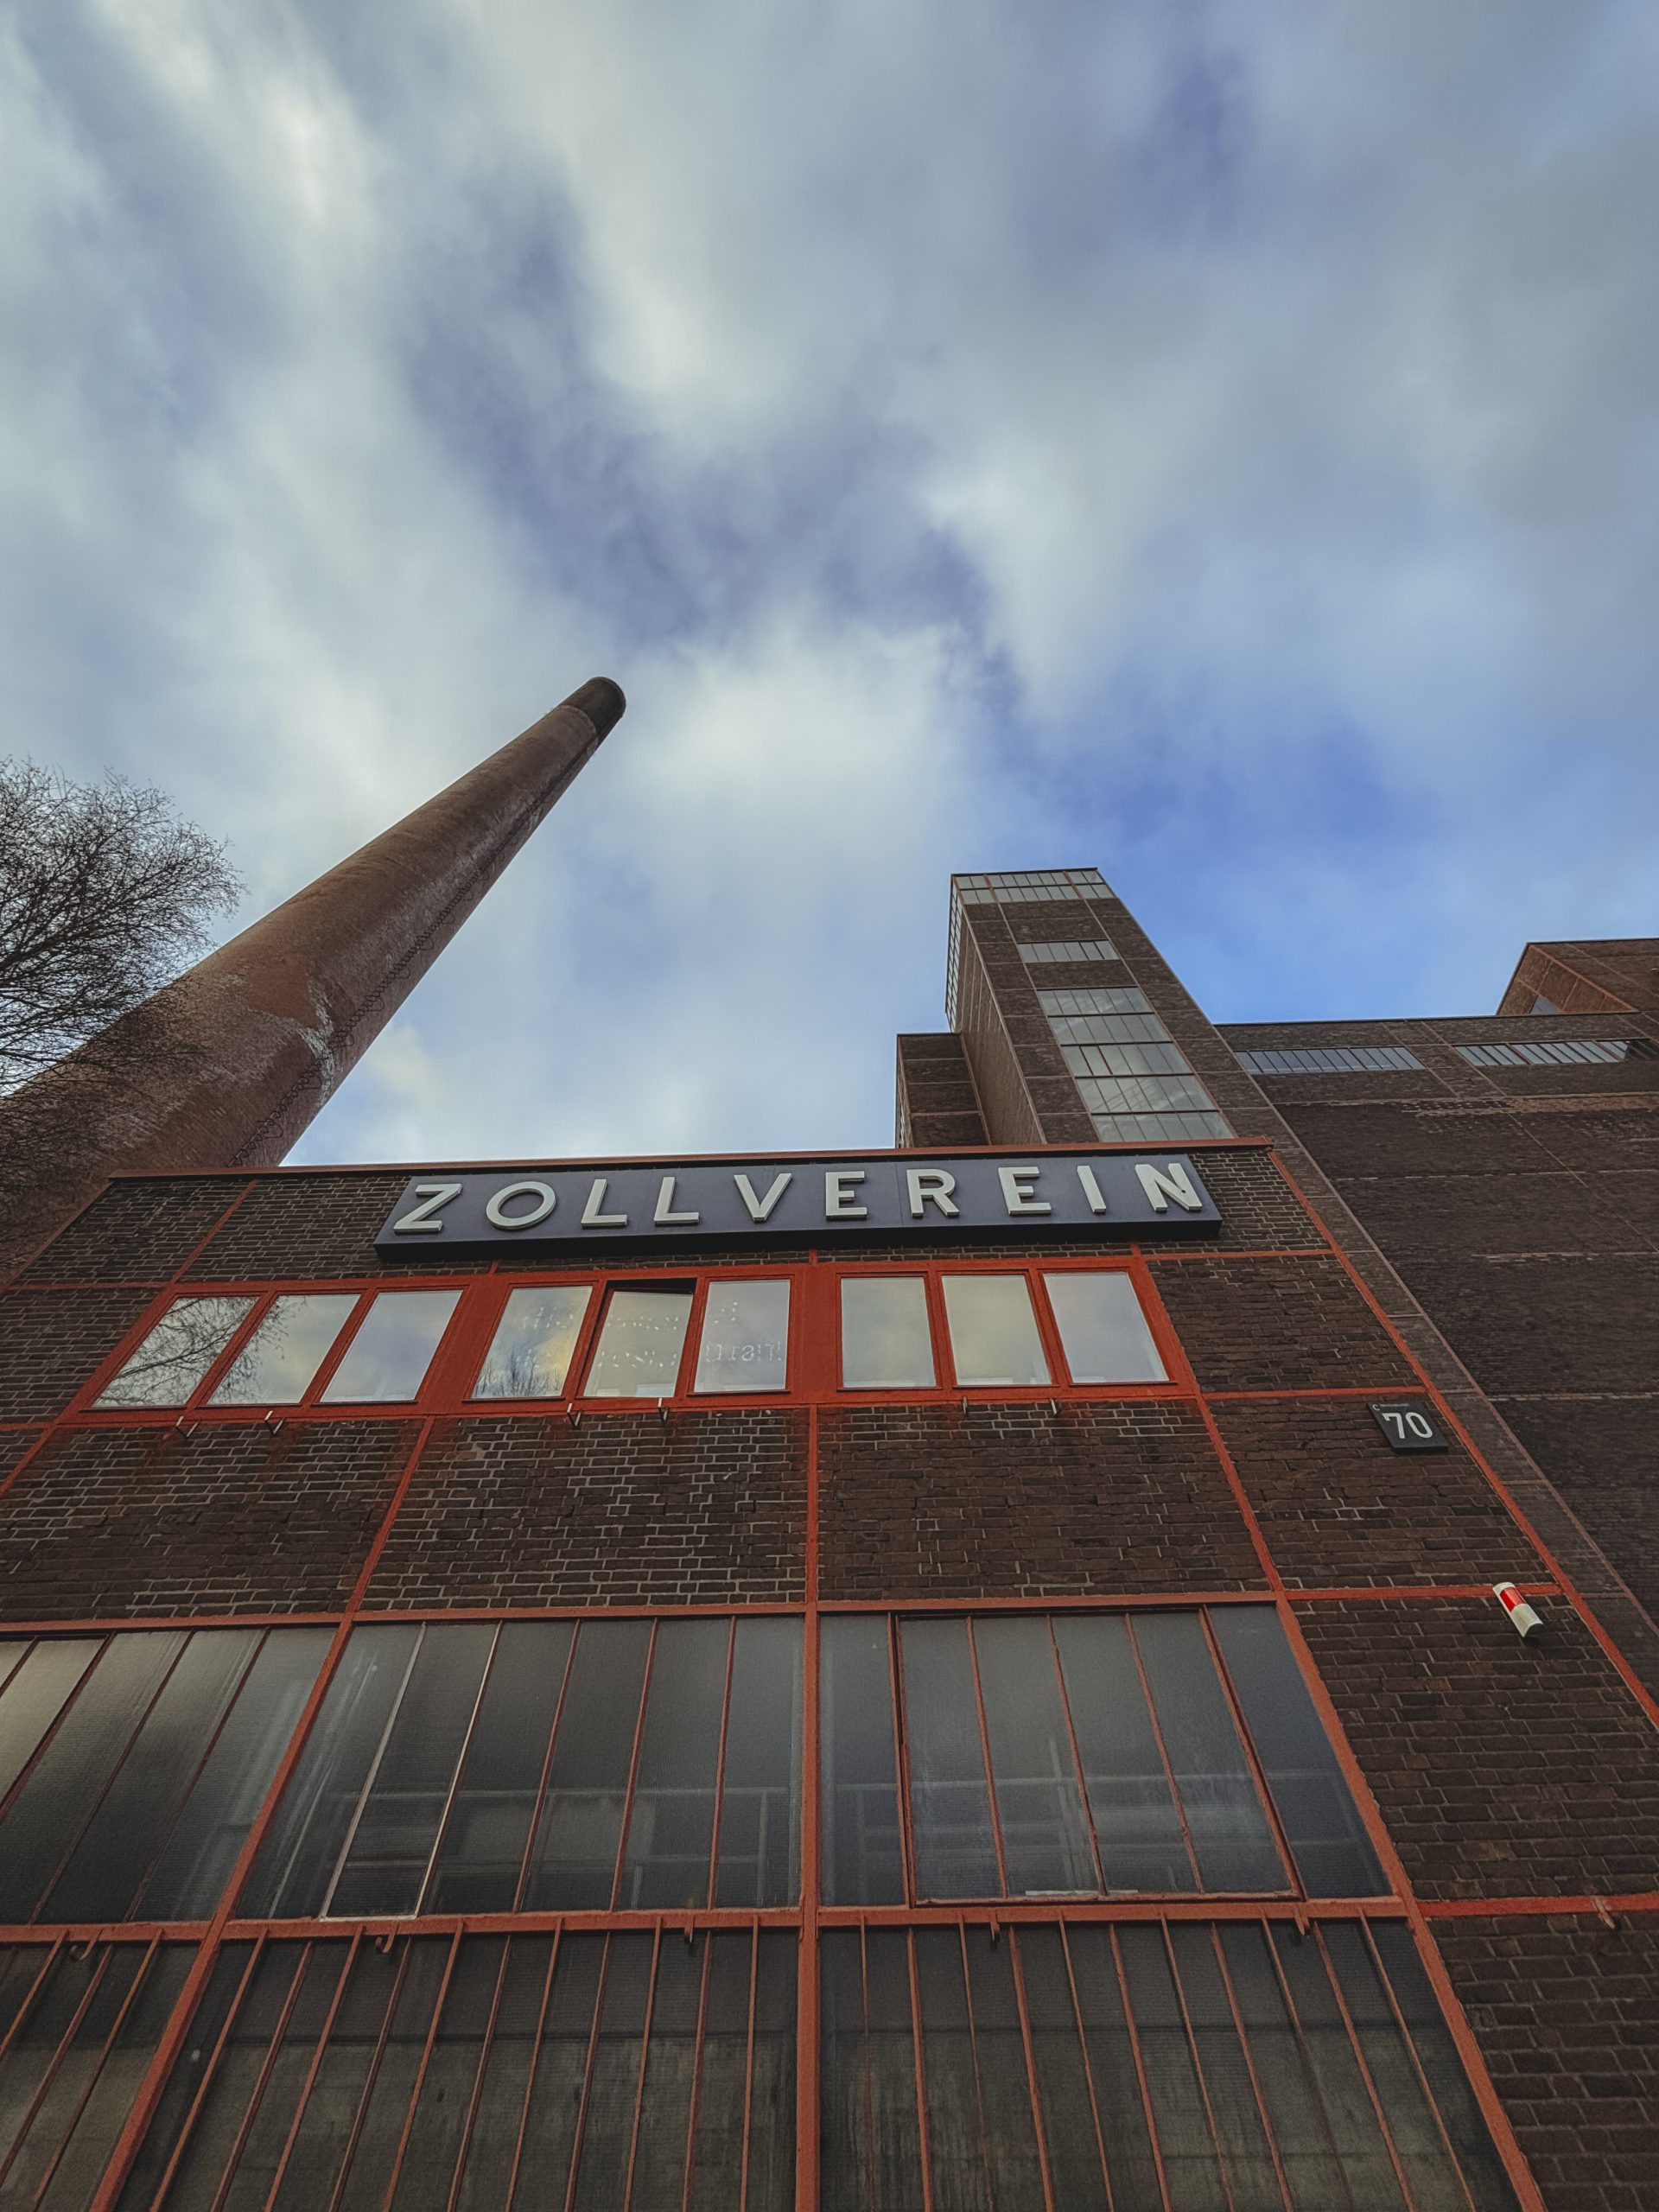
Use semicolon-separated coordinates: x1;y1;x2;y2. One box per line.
1493;1582;1543;1639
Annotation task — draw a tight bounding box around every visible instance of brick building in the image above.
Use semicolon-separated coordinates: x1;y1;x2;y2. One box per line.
1;864;1656;2209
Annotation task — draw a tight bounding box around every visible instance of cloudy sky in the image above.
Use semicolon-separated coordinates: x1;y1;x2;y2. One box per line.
5;0;1656;1165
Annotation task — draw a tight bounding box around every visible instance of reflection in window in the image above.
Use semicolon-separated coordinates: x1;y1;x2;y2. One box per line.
242;1617;803;1919
0;1628;329;1923
941;1274;1050;1387
207;1294;359;1406
94;1296;255;1408
583;1285;693;1397
121;1930;798;2212
319;1288;461;1402
822;1921;1521;2212
471;1284;591;1399
694;1279;790;1393
840;1277;934;1389
824;1608;1379;1904
1043;1271;1166;1383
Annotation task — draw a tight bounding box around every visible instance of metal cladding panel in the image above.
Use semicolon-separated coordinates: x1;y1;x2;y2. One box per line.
374;1149;1224;1258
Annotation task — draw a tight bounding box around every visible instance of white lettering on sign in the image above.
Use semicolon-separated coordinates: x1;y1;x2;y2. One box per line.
824;1170;868;1219
1077;1164;1109;1216
653;1176;700;1226
582;1177;628;1228
484;1180;557;1230
391;1181;463;1235
1135;1160;1204;1214
998;1166;1050;1216
906;1168;959;1218
734;1171;792;1222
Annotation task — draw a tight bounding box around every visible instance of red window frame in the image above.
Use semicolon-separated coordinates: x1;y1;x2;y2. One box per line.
69;1258;1192;1424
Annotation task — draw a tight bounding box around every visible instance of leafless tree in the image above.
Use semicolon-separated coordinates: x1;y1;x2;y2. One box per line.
0;760;240;1090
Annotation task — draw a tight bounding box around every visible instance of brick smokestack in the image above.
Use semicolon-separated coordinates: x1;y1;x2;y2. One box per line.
0;677;625;1274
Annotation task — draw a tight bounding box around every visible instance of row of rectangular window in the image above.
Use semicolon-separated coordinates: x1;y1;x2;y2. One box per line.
1236;1046;1425;1074
1089;1109;1236;1143
1038;985;1152;1018
93;1265;1171;1414
3;1919;1516;2212
1038;987;1236;1145
0;1606;1380;1928
1459;1036;1654;1068
1018;938;1118;964
1063;1041;1198;1081
955;869;1109;892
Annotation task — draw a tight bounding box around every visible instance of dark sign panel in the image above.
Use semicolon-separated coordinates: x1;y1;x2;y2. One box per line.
374;1151;1223;1257
1370;1402;1450;1453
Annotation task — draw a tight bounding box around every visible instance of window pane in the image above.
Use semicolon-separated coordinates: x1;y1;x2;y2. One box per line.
618;1619;729;1910
327;1623;497;1916
524;1621;652;1907
1052;1613;1196;1892
94;1296;255;1408
716;1617;803;1906
694;1279;790;1393
319;1289;461;1403
1043;1272;1167;1384
820;1931;925;2212
238;1624;423;1917
426;1621;575;1913
819;1617;905;1905
941;1274;1050;1387
1132;1614;1287;1892
472;1286;591;1399
840;1277;934;1389
208;1294;359;1406
582;1287;693;1398
1209;1607;1386;1898
972;1616;1096;1896
0;1639;101;1806
899;1619;1000;1897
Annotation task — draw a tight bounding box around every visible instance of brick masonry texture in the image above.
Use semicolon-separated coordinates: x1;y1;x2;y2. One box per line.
365;1409;806;1610
184;1170;445;1280
1435;1916;1659;2212
1211;1397;1541;1589
818;1401;1264;1600
0;1285;156;1421
1145;1254;1416;1392
13;1176;243;1285
1298;1599;1659;1901
1396;1255;1659;1397
0;1418;418;1618
1499;1395;1659;1624
1162;1146;1321;1251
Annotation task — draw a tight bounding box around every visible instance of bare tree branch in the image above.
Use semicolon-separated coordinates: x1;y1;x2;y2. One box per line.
0;760;241;1090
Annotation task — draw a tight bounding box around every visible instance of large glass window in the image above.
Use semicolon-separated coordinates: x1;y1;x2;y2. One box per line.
583;1284;694;1397
840;1276;935;1389
822;1920;1521;2212
1044;1269;1167;1382
941;1274;1050;1386
820;1608;1382;1904
119;1929;797;2212
242;1617;803;1918
319;1287;461;1402
694;1278;791;1393
93;1295;255;1408
207;1293;359;1405
471;1283;592;1398
0;1628;330;1923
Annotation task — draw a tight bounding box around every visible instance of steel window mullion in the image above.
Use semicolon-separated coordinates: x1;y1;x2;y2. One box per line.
560;1932;616;2212
0;1938;66;2069
1052;1924;1120;2212
885;1624;920;1908
414;1624;505;1915
1354;1921;1483;2212
511;1631;584;1915
1198;1611;1302;1897
1107;1925;1177;2212
737;1927;760;2212
0;1942;120;2193
186;1289;281;1413
1204;1924;1299;2212
962;1624;1013;1900
953;1921;999;2196
140;1936;270;2212
442;1923;517;2212
1121;1618;1206;1894
378;1930;464;2209
1307;1924;1427;2212
904;1931;938;2212
204;1940;317;2212
321;1937;419;2212
1157;1918;1243;2212
607;1624;662;1913
619;1924;663;2212
125;1631;270;1923
1001;1925;1063;2212
702;1623;739;1909
501;1929;564;2212
678;1932;715;2212
254;1928;364;2212
315;1630;425;1919
1044;1617;1109;1897
1252;1923;1362;2212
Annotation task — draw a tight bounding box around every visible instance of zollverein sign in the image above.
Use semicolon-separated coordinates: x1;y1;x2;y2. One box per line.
374;1152;1223;1256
